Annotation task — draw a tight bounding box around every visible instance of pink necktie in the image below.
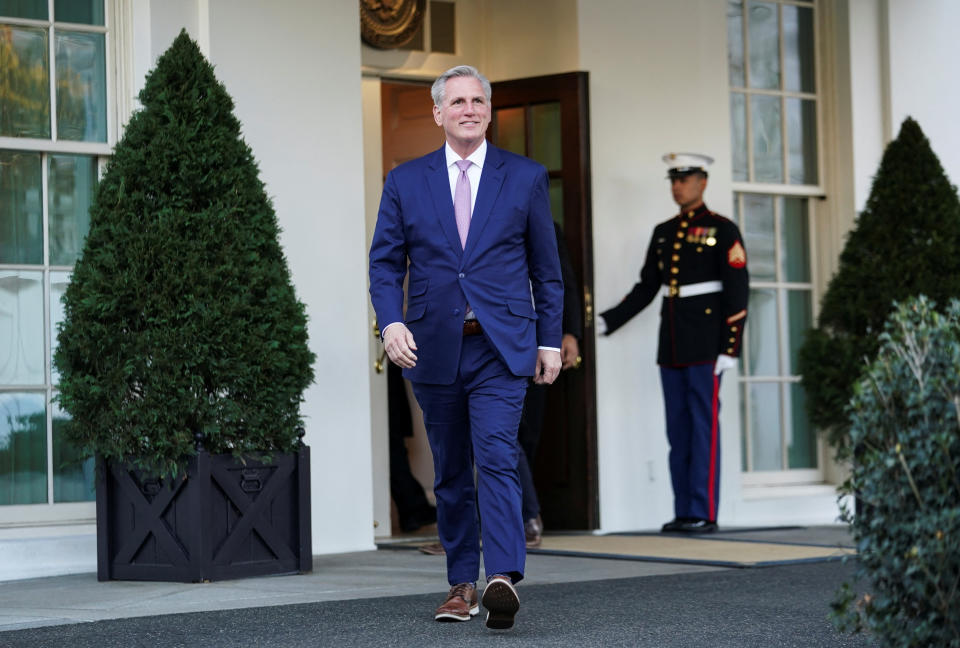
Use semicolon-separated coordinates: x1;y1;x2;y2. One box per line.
454;159;472;249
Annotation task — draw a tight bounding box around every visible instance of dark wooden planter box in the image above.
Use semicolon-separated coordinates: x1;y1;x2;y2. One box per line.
96;447;311;582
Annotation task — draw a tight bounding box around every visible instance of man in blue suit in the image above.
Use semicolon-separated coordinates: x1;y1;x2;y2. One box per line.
369;65;563;631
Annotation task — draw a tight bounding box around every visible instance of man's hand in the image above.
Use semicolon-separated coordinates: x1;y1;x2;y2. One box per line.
534;348;562;385
561;333;580;370
383;323;418;369
714;354;737;376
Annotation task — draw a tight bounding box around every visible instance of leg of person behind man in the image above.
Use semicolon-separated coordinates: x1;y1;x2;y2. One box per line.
412;334;527;630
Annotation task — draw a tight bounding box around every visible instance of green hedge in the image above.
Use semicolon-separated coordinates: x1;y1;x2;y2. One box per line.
54;31;315;478
833;296;960;646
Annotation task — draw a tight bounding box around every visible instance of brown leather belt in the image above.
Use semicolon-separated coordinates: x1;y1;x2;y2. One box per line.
462;320;483;336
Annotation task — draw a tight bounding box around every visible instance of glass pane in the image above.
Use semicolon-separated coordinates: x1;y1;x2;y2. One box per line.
747;288;779;376
787;98;817;185
748;2;779;90
783;4;815;93
0;25;50;138
549;178;563;228
787;382;816;468
730;93;747;181
742;193;775;281
55;30;106;142
785;289;812;376
0;391;47;505
0;0;47;19
50;270;69;385
52;402;94;502
751;95;782;183
49;154;96;265
0;150;43;264
727;0;744;87
429;1;455;54
54;0;104;25
740;383;748;471
749;382;782;471
780;196;809;282
495;107;525;156
0;271;45;385
530;102;561;171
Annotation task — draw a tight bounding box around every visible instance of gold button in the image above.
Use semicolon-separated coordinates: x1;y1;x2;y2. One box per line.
674;243;681;250
705;308;712;314
731;326;738;332
727;348;734;353
697;247;703;252
671;254;679;261
729;338;736;343
680;221;689;228
687;210;695;217
676;231;684;238
671;267;679;274
670;278;678;285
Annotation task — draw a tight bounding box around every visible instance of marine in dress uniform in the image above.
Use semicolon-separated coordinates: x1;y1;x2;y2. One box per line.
599;153;748;533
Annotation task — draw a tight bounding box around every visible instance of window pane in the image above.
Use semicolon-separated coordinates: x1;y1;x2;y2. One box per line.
751;95;783;183
50;270;69;385
747;287;779;376
0;25;50;138
530;102;561;171
0;391;47;505
787;382;816;468
549;178;563;228
0;150;43;264
742;193;775;281
49;154;96;265
429;1;454;54
0;271;45;385
55;30;106;142
787;98;818;185
0;0;47;21
54;0;104;26
779;196;809;282
785;289;812;376
748;2;779;90
495;107;525;156
749;382;782;470
52;402;94;502
730;93;747;181
727;0;744;87
783;4;815;93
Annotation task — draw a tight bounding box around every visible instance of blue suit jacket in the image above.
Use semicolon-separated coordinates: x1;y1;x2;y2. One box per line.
369;144;563;385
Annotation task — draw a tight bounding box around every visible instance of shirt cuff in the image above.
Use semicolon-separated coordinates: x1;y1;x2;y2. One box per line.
538;346;561;352
380;321;403;340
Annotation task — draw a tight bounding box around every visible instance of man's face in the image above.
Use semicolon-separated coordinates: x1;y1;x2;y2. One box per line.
433;76;491;152
670;173;707;210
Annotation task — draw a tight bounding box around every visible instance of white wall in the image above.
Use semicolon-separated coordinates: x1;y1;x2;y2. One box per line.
202;0;374;553
482;0;580;80
886;0;960;187
579;0;741;532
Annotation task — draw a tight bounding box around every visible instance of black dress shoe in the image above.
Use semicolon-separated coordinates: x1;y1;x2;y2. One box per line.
661;517;692;532
676;518;718;533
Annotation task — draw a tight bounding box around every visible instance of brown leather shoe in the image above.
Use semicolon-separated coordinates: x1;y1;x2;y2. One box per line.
418;541;446;555
481;575;520;630
434;582;479;622
524;515;543;548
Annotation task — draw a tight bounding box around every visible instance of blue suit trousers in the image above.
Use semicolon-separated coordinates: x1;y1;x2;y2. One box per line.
660;364;722;522
411;334;528;586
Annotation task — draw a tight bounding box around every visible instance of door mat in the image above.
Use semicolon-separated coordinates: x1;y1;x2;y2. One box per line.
529;533;855;568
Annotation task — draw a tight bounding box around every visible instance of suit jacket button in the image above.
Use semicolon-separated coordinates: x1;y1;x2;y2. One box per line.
458;272;465;278
453;309;460;316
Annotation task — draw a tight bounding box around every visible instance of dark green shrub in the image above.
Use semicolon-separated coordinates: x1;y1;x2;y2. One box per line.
833;296;960;646
54;31;315;478
799;117;960;454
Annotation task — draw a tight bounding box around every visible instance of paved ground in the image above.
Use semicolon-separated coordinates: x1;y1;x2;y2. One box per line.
0;526;876;647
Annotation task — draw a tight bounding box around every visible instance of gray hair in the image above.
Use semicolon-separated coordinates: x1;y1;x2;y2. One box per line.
431;65;492;107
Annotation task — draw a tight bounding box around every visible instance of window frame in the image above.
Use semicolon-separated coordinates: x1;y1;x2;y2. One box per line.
0;0;116;522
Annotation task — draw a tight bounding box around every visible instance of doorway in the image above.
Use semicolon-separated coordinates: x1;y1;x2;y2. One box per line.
375;73;598;533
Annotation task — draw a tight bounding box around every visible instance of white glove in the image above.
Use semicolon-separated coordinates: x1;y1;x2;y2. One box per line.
714;354;737;376
597;317;608;336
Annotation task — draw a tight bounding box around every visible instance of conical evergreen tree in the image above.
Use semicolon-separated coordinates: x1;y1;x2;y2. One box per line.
55;31;315;477
798;117;960;453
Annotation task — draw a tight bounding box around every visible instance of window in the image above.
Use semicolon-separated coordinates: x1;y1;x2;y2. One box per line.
727;0;820;479
1;0;110;512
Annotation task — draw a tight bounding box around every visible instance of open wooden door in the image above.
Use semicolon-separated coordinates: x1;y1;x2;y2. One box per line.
490;72;597;530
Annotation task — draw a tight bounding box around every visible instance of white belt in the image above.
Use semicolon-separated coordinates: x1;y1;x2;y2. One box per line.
662;280;723;298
